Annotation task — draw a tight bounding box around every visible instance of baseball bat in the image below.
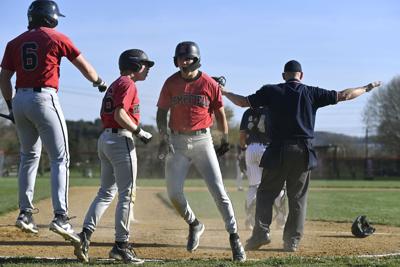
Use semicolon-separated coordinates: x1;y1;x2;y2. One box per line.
0;113;12;121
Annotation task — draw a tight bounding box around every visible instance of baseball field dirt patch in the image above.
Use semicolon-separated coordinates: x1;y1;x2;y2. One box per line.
0;186;399;261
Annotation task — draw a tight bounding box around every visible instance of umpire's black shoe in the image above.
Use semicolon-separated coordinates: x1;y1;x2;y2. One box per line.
109;242;144;263
244;231;271;251
187;222;205;252
283;240;299;252
229;234;246;262
15;210;39;234
73;232;90;263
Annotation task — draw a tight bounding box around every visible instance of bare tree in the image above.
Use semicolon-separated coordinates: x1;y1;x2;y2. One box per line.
363;76;400;155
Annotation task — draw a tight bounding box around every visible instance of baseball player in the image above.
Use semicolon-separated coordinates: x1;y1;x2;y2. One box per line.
221;60;381;252
239;107;287;230
72;49;154;263
0;0;107;242
156;41;246;262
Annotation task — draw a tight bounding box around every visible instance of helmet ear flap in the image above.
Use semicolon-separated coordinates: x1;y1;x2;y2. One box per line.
173;57;178;67
131;61;142;73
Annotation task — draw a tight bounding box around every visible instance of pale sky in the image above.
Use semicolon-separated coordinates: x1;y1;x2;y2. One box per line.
1;0;399;136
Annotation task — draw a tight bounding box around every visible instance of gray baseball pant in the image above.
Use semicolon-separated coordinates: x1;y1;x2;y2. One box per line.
165;129;238;234
82;129;137;242
13;88;69;215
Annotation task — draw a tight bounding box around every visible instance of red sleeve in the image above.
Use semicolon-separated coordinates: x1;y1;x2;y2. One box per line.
57;33;81;62
209;81;223;110
114;80;136;111
157;80;172;110
0;41;16;71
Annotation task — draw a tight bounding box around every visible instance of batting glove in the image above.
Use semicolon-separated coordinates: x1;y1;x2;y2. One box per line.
158;134;175;160
93;77;108;92
134;127;152;144
215;134;230;157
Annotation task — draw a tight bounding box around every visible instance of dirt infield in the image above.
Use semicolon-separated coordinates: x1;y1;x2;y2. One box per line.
0;186;399;261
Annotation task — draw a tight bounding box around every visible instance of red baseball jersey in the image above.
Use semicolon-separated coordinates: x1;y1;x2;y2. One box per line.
0;27;80;90
101;76;140;129
157;71;223;131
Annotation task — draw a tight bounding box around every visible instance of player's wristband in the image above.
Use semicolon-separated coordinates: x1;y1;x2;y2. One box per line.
93;77;104;87
5;100;12;111
133;126;141;135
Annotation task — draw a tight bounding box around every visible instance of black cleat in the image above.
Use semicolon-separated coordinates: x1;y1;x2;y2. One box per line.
15;211;38;234
73;232;90;262
229;234;246;262
49;214;80;243
109;243;144;263
187;222;205;252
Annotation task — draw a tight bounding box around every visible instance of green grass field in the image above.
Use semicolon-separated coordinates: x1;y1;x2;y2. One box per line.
0;177;399;266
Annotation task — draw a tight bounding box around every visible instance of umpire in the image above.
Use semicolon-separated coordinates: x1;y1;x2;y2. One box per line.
220;60;381;252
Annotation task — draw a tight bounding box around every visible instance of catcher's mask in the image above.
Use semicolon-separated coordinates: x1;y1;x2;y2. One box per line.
28;0;65;29
173;41;201;72
119;49;154;73
351;215;375;238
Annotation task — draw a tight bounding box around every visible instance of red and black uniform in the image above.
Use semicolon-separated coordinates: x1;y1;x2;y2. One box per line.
0;27;81;218
157;71;223;132
101;75;140;128
83;75;140;244
156;71;239;236
1;27;80;90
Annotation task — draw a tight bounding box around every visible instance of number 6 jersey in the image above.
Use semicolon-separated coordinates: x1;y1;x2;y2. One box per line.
1;27;80;91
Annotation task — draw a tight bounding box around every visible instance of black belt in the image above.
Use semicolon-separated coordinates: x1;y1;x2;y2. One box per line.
281;139;309;145
111;128;122;133
16;87;43;92
249;142;269;146
171;128;207;135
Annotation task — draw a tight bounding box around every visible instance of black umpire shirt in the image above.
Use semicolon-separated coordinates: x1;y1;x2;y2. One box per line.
246;79;338;170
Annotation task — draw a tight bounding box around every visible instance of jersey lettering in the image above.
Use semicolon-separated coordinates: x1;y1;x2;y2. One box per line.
102;96;114;114
171;94;210;107
21;42;38;71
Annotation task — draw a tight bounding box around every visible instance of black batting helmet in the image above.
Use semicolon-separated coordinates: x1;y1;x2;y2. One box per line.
119;49;154;73
173;41;201;71
28;0;65;29
351;215;376;238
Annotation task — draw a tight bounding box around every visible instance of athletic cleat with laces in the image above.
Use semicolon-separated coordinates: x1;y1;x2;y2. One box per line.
109;243;144;263
244;232;271;251
15;210;39;234
49;214;80;243
73;232;90;263
230;235;246;262
187;222;205;252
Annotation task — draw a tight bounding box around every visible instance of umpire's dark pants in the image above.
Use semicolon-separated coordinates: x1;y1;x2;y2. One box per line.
254;141;310;244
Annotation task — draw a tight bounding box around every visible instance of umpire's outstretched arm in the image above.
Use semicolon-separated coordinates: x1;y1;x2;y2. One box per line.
220;86;250;108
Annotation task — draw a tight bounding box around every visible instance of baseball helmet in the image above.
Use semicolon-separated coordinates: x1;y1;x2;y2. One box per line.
28;0;65;29
351;215;375;238
173;41;201;71
119;49;154;73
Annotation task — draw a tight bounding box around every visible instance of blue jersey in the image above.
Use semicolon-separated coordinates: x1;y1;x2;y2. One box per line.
247;79;337;142
239;107;270;145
